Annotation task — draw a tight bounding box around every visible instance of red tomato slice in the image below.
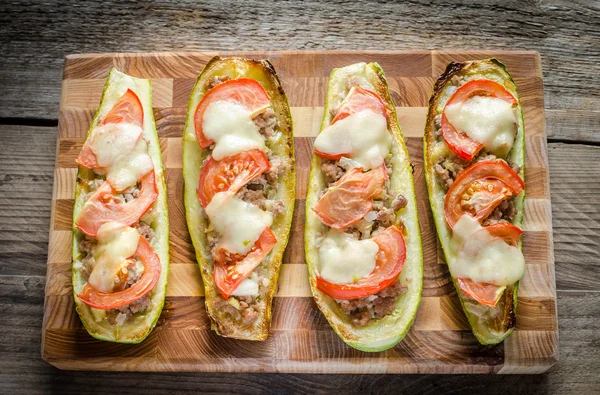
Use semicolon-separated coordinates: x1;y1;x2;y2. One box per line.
213;227;277;299
331;86;387;124
197;149;271;207
442;79;517;161
75;171;158;237
101;89;144;127
447;79;517;106
76;143;102;170
445;160;524;228
76;89;144;169
194;78;271;148
456;278;503;307
441;113;484;161
456;222;523;307
484;223;523;247
314;87;387;160
77;236;161;310
316;225;406;300
313;165;387;230
313;148;347;161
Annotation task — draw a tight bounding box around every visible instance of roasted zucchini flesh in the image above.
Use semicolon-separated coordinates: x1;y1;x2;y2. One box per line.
182;57;295;341
423;59;525;345
72;69;169;343
305;62;423;352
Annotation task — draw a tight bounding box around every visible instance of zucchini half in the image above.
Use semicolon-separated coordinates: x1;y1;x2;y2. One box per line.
423;59;525;345
305;63;423;352
72;69;170;343
182;57;295;340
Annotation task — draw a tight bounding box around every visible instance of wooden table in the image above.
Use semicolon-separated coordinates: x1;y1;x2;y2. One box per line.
1;1;598;393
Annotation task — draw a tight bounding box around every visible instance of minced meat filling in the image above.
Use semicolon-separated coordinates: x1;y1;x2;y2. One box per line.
204;75;231;91
211;294;262;326
254;107;277;138
482;197;517;226
434;147;520;225
210;268;270;326
321;158;408;240
433;73;521;223
321;160;346;185
236;186;285;217
106;295;152;325
435;152;519;191
134;221;155;242
77;216;155;321
318;155;409;325
79;238;97;279
337;281;407;327
82;178;141;204
201;76;288;324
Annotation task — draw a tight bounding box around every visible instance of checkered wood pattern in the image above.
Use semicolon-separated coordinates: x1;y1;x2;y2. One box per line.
42;51;557;373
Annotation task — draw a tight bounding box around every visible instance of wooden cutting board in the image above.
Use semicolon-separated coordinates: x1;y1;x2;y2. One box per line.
42;50;557;374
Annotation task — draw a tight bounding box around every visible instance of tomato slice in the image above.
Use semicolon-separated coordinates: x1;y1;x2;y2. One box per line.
213;227;277;299
313;148;347;161
76;89;144;169
447;79;517;106
441;113;484;161
314;87;387;161
75;171;158;237
445;160;524;228
77;236;161;310
456;223;522;307
484;223;523;247
442;79;517;161
456;278;503;307
101;88;144;127
197;149;271;207
313;165;387;230
316;225;406;300
331;86;387;124
76;143;102;170
194;78;271;148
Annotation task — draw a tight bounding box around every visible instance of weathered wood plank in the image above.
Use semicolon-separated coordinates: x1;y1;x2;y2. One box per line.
549;143;600;292
0;125;55;276
0;1;598;143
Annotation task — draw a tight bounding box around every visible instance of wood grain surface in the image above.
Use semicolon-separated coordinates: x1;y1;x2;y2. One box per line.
1;1;598;144
39;51;557;374
1;0;599;393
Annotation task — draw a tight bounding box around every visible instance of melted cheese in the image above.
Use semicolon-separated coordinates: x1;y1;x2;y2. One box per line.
231;277;259;297
450;214;525;286
318;229;379;284
313;109;391;170
88;222;140;293
202;101;266;160
205;192;273;255
89;123;154;191
444;96;518;157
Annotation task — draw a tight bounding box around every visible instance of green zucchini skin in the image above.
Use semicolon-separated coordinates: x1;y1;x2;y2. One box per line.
304;62;423;352
182;57;295;341
71;69;170;344
423;59;525;345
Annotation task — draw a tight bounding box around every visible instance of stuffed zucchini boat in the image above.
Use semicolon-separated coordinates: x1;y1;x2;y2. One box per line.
423;59;526;345
71;69;169;343
182;57;295;341
305;62;423;352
